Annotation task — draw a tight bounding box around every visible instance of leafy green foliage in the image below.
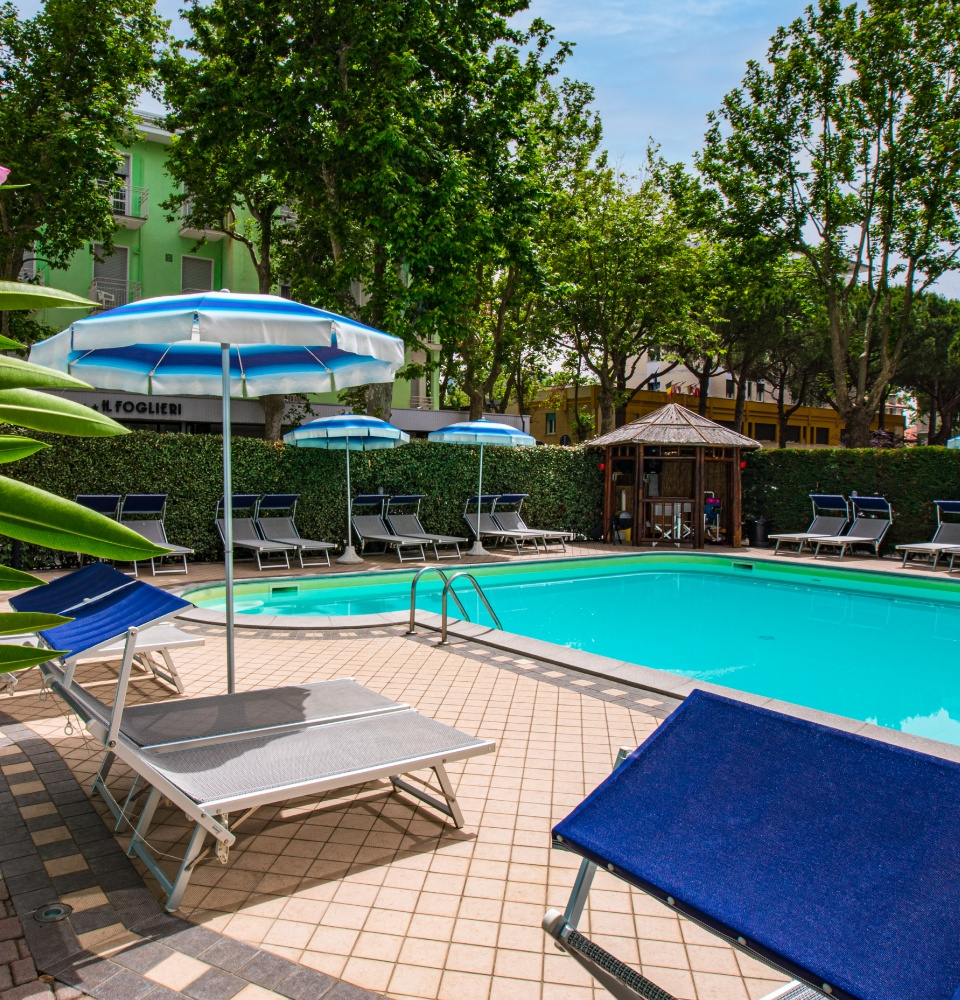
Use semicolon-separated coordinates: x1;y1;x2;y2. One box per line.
0;611;69;635
743;447;960;550
0;565;41;589
0;644;68;673
0;354;90;391
0;388;135;436
0;476;166;559
0;435;46;463
8;432;604;567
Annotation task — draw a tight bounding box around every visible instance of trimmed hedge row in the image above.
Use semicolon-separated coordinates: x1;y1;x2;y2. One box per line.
742;447;960;550
6;431;605;568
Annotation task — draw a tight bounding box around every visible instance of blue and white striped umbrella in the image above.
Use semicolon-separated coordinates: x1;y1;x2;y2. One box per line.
29;292;405;692
428;419;535;555
284;415;410;564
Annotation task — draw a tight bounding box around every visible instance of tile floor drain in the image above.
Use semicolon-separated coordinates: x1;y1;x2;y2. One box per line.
34;903;72;923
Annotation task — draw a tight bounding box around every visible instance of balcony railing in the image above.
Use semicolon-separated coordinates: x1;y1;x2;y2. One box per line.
409;394;433;411
100;183;148;228
89;278;141;311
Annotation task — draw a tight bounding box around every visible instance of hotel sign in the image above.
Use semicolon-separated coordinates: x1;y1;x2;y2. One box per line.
45;390;266;424
95;399;183;416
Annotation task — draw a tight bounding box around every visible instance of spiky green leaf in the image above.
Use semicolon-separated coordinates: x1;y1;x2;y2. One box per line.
0;388;128;437
0;281;97;311
0;612;71;636
0;565;43;590
0;436;48;463
0;643;67;673
0;334;23;350
0;355;91;392
0;476;168;559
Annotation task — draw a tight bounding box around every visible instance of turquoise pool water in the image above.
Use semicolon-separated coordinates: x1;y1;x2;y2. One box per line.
186;555;960;746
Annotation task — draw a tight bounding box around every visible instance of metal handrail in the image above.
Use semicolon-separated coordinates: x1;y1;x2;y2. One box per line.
441;572;502;643
408;566;468;634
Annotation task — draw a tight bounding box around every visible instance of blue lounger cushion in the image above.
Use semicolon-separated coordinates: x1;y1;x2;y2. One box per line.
38;583;191;659
552;690;960;1000
11;563;134;615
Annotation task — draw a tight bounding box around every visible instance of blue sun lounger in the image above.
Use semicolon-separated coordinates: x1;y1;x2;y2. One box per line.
9;564;201;693
545;690;960;1000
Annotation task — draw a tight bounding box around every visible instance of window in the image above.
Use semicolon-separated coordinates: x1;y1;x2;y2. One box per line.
784;425;801;443
649;376;661;391
278;282;292;299
754;422;777;442
545;413;557;436
182;255;213;293
725;379;735;399
756;380;765;402
559;434;572;446
815;427;830;445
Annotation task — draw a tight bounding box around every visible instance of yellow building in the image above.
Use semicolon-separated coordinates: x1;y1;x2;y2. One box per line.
514;386;905;448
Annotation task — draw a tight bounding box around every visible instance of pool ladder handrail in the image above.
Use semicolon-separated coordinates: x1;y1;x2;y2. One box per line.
440;572;502;643
408;566;468;634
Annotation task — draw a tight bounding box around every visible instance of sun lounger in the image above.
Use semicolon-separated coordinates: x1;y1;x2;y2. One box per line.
812;495;891;558
52;654;495;910
75;494;122;519
463;496;543;553
544;689;960;1000
254;494;335;567
895;500;960;568
386;495;466;560
769;494;849;554
493;494;572;551
9;564;200;693
216;495;296;570
352;496;427;561
121;494;194;576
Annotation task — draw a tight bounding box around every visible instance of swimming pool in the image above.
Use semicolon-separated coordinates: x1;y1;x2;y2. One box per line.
185;554;960;746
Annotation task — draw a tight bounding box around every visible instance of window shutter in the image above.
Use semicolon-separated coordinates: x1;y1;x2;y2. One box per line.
181;255;213;291
92;245;129;282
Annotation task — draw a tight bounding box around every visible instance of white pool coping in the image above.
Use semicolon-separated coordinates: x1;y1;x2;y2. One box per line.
174;552;960;765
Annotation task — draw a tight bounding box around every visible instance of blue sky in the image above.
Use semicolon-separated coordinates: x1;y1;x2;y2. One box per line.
66;0;808;169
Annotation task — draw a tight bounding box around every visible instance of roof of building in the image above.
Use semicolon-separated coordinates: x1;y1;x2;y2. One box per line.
589;403;761;449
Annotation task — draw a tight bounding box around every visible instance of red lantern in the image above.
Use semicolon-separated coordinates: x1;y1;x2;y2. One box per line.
740;460;747;469
598;462;605;471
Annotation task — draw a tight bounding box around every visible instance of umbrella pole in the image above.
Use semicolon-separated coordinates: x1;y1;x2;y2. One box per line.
468;442;488;557
221;344;236;693
338;438;363;564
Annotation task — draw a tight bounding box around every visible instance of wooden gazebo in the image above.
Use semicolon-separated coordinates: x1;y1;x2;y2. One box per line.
591;403;761;548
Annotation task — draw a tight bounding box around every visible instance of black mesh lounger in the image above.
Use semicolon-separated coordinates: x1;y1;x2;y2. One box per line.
352;513;427;562
121;494;194;577
254;494;336;567
463;497;543;553
493;494;572;551
896;500;960;568
386;495;466;560
768;494;850;555
812;497;892;559
216;494;296;570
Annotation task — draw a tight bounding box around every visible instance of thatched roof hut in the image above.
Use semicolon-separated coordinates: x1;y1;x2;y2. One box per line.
591;403;760;450
593;403;758;548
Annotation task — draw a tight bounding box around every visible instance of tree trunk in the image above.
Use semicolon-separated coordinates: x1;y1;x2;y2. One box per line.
467;386;483;421
262;395;286;441
599;387;615;436
697;369;710;415
733;376;748;433
844;407;874;448
366;382;393;422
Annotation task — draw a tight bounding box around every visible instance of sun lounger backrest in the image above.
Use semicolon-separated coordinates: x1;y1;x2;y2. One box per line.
258;516;299;541
227;518;263;543
124;520;169;547
846;517;888;539
807;515;847;535
495;511;530;533
121;494;167;518
352;515;391;537
76;495;122;519
934;521;960;545
387;514;426;537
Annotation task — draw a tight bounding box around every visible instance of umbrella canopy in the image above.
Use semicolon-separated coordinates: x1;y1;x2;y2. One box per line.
30;337;397;395
428;419;535;556
284;415;410;564
29;293;405;693
590;403;760;449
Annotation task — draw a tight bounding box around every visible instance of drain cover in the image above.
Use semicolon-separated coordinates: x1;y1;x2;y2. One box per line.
759;635;775;640
33;903;71;923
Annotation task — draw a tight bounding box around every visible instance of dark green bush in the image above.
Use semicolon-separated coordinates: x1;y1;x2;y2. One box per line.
742;447;960;550
5;431;605;568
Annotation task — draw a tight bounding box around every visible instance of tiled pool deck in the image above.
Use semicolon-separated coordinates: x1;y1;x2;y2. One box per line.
2;542;955;1000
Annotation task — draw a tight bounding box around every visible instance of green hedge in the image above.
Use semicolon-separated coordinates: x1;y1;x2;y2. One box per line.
743;447;960;550
5;431;605;568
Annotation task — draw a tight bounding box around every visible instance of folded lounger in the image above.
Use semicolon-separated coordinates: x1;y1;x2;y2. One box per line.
8;563;200;693
493;494;572;551
895;499;960;568
121;494;194;577
545;689;960;1000
768;494;850;555
51;660;495;910
386;494;466;560
463;496;543;553
352;496;427;562
812;496;892;559
216;495;296;570
254;494;335;568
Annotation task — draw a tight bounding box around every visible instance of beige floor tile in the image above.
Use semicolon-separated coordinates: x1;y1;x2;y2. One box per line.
342;957;394;992
144;953;211;991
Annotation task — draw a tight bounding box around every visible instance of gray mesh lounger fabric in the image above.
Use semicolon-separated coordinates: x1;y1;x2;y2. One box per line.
256;516;335;568
465;513;542;552
896;522;960;567
387;514;466;560
216;518;294;570
813;517;888;558
125;519;194;577
352;515;426;562
769;515;848;554
50;672;405;748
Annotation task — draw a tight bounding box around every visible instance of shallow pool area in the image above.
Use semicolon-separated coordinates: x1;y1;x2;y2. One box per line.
185;554;960;745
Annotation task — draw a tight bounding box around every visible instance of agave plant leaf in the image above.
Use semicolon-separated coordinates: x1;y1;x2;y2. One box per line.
0;435;47;463
0;612;71;636
0;388;128;436
0;477;168;559
0;565;43;591
0;281;97;310
0;355;91;392
0;643;67;673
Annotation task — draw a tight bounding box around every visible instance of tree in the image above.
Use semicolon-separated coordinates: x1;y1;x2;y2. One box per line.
0;0;166;318
897;295;960;444
699;0;960;446
548;158;713;434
